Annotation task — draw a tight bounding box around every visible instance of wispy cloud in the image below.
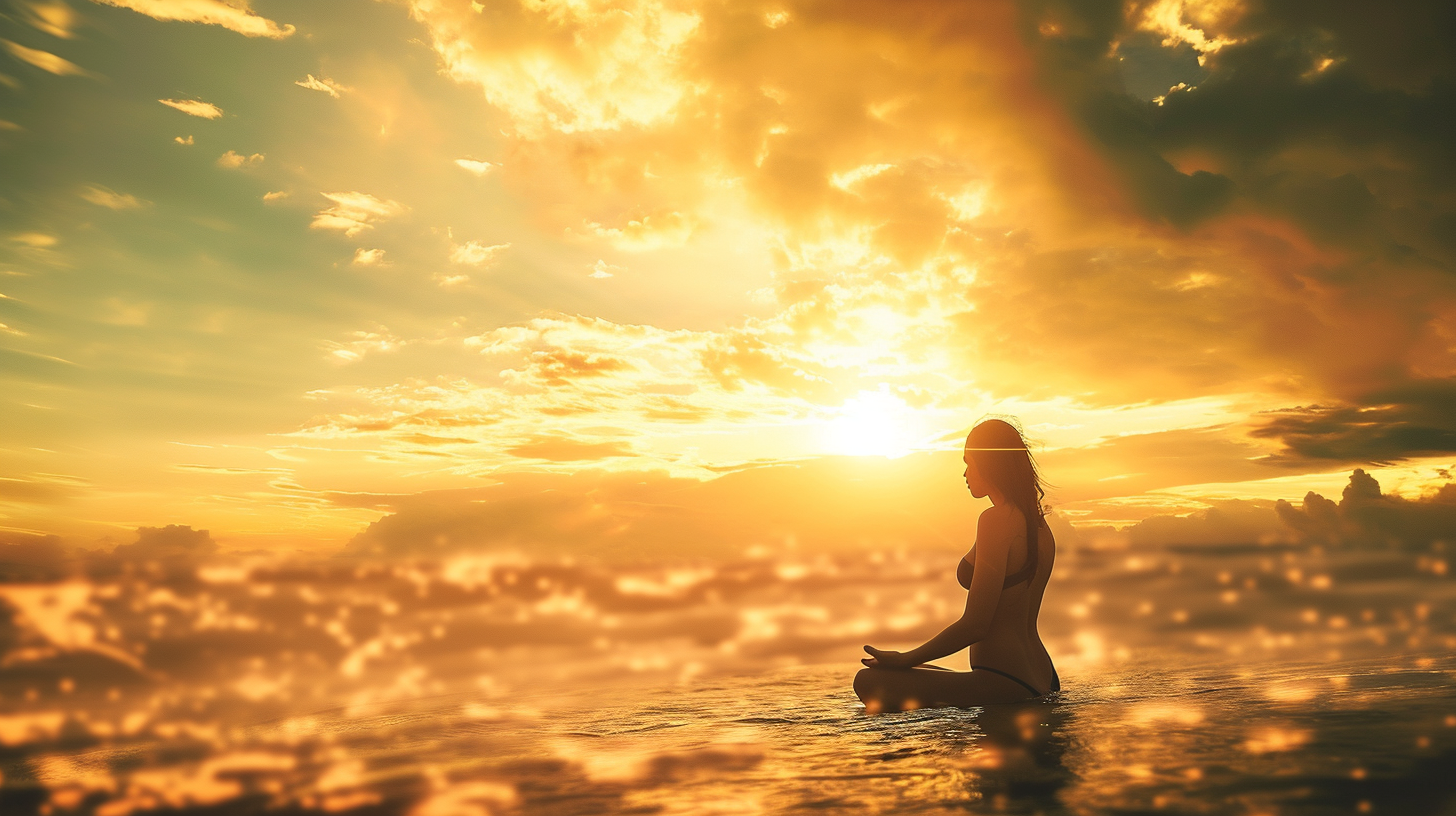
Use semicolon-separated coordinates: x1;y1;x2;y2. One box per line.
79;185;148;210
2;39;89;76
10;232;57;248
17;1;78;39
295;74;348;98
217;150;263;168
159;98;222;119
454;158;495;176
324;328;407;364
92;0;294;39
310;192;406;237
262;191;289;203
449;241;509;266
173;134;193;145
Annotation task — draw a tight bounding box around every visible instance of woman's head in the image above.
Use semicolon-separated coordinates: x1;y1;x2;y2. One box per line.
962;418;1045;522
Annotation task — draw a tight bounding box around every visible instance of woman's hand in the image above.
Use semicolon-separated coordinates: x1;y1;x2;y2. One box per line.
862;645;914;669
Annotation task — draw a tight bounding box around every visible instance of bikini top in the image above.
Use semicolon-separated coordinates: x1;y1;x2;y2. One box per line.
956;525;1039;590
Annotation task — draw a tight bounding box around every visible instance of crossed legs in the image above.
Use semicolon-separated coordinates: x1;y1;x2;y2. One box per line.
853;665;1039;712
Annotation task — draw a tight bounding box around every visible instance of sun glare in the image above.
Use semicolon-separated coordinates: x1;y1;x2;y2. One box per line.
823;390;922;457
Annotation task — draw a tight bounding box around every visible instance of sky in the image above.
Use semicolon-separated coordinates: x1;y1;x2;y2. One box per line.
1;0;1454;555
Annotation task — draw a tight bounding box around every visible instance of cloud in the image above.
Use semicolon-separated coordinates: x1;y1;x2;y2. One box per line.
342;453;978;560
323;328;406;364
173;134;193;145
92;0;294;39
588;259;622;279
16;1;78;39
407;0;701;135
216;150;263;168
580;212;695;252
351;248;387;267
159;98;222;119
295;74;347;97
1068;467;1456;553
110;524;216;562
1275;469;1456;549
506;435;635;461
0;531;69;581
449;240;509;266
79;185;148;210
454;158;494;176
1120;500;1285;548
310;192;406;237
10;232;57;248
394;0;1456;426
1;39;89;76
1251;379;1456;464
0;473;84;505
262;190;288;202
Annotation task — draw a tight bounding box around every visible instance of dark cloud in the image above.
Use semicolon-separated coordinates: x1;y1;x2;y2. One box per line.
0;531;70;581
1126;500;1285;548
1081;469;1456;550
110;525;217;561
1277;468;1456;548
1251;377;1456;463
1034;0;1456;253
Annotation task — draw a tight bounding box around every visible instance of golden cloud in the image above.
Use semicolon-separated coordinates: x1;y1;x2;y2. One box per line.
2;39;89;76
408;0;701;135
216;150;263;169
449;241;509;266
16;1;78;39
295;74;347;98
79;185;148;210
400;0;1456;418
93;0;294;39
158;98;222;119
310;192;407;237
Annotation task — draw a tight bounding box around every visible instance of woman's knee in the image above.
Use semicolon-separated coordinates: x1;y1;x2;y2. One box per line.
854;667;884;699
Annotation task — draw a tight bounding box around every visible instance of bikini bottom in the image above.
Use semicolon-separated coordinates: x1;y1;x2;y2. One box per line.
971;664;1060;697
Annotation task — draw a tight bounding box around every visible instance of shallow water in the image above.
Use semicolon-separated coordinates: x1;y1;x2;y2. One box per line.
3;541;1454;814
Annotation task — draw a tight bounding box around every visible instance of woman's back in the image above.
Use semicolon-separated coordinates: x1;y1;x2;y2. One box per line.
965;510;1056;694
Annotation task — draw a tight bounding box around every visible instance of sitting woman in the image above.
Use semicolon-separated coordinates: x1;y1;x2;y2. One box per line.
854;417;1059;712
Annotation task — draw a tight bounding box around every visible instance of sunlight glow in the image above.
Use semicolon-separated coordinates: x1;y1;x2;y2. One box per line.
822;390;923;457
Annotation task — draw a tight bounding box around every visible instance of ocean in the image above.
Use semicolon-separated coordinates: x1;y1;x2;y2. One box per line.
2;538;1453;814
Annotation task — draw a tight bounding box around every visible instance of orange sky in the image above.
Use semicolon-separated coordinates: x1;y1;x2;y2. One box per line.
1;0;1453;554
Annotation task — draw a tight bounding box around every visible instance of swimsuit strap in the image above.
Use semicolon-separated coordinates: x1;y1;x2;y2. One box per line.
1002;522;1038;587
958;521;1040;589
971;665;1044;697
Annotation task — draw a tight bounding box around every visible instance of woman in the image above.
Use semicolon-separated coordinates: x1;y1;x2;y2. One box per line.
854;417;1059;711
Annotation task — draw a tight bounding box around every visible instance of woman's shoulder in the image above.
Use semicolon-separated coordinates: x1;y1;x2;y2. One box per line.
976;504;1025;534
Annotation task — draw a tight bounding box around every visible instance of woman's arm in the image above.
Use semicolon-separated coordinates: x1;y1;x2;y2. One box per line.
863;507;1016;668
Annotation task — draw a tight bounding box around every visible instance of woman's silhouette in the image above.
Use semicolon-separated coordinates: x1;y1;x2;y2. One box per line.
854;418;1059;711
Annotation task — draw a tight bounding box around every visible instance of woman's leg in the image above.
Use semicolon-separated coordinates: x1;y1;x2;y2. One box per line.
854;666;1037;712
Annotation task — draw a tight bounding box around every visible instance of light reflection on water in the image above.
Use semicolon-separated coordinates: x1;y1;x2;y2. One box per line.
2;541;1454;814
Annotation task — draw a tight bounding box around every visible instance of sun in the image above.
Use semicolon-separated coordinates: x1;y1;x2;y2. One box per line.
823;390;922;457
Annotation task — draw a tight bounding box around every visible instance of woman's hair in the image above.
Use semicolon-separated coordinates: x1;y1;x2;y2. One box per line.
965;417;1047;549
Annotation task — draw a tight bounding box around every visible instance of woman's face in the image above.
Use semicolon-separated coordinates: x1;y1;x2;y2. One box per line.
962;449;989;498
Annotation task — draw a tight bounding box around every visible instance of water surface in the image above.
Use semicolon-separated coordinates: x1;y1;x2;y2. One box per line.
2;540;1453;814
